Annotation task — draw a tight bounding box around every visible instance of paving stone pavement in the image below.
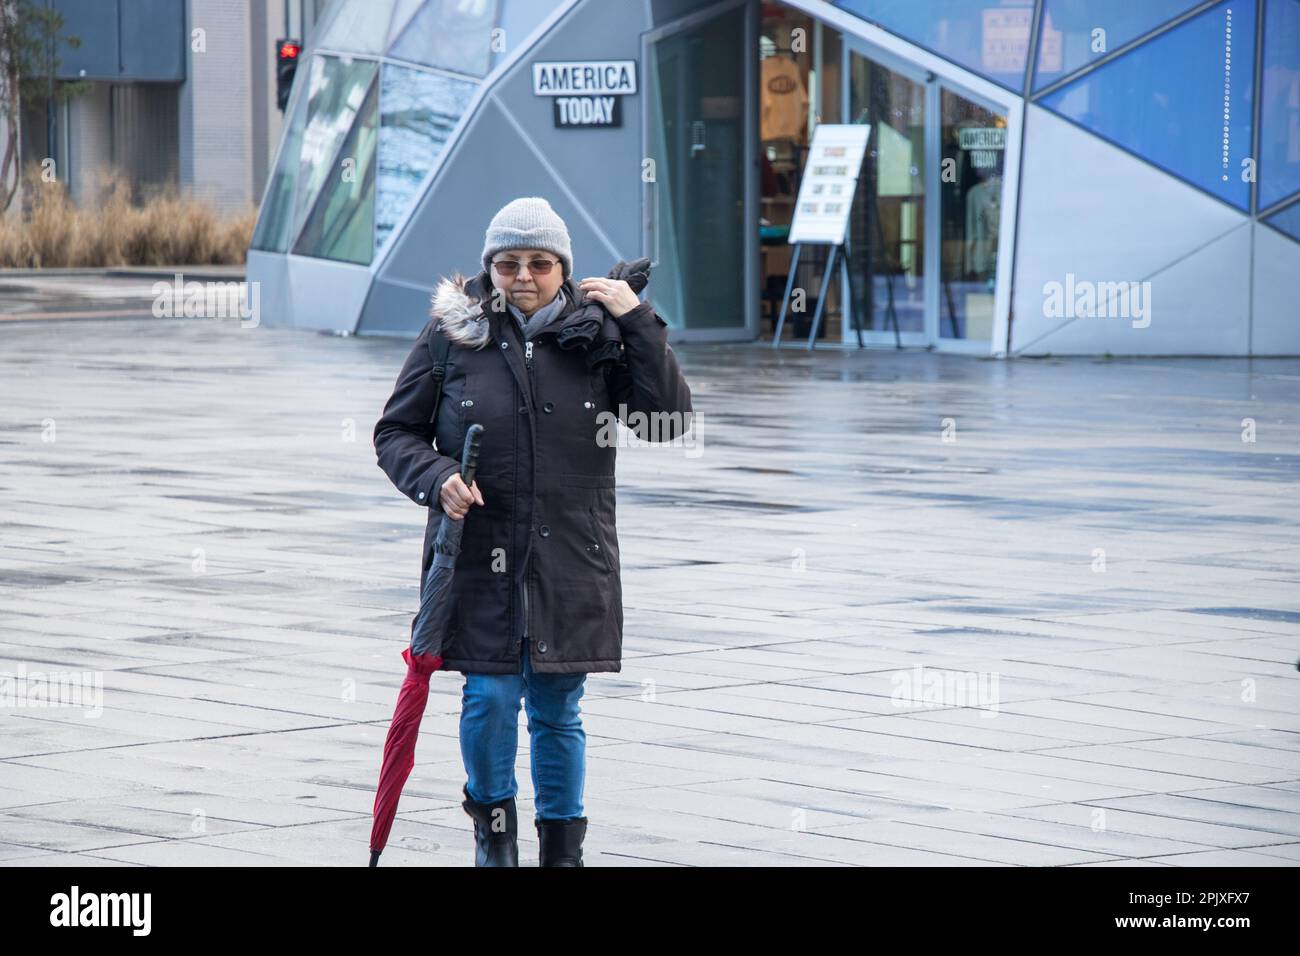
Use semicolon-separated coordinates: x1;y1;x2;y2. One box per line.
1;313;1298;866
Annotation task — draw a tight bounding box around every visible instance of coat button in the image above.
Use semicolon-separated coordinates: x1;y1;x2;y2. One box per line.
500;341;508;349
539;525;551;537
543;401;554;413
518;406;527;414
462;399;473;407
584;401;594;409
537;641;547;653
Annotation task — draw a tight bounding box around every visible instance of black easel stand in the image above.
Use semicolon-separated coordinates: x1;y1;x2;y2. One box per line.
771;241;862;350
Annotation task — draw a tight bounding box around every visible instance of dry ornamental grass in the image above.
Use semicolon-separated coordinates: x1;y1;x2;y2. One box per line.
0;166;255;268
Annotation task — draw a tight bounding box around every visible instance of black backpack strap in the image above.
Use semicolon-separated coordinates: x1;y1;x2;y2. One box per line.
427;323;453;424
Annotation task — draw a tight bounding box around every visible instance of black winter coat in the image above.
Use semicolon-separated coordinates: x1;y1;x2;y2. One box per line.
373;268;693;674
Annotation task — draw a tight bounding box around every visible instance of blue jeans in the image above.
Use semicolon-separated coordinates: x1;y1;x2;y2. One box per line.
459;638;587;821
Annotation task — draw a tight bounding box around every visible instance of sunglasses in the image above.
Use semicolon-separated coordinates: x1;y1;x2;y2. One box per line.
491;257;559;277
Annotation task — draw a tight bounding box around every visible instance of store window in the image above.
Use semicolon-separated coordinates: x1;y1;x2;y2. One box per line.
759;7;842;341
939;88;1005;342
846;51;926;337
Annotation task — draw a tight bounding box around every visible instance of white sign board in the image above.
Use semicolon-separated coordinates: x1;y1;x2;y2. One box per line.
534;60;637;129
787;124;871;245
532;60;637;96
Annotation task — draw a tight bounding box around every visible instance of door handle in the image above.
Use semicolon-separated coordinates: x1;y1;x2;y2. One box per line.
645;180;659;267
690;120;706;157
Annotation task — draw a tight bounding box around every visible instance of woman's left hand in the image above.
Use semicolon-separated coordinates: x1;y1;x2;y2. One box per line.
579;277;641;319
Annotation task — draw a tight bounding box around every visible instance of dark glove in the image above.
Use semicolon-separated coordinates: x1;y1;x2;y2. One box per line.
554;257;652;368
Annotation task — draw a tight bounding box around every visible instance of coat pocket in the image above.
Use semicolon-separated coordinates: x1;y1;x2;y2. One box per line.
585;506;614;574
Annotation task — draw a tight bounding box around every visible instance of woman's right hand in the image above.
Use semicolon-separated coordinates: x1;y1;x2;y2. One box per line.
440;473;484;519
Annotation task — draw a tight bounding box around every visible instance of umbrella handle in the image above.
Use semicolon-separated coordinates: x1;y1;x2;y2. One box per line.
461;423;484;487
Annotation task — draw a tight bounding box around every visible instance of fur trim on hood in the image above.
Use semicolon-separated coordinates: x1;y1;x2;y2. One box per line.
427;267;625;369
429;271;493;350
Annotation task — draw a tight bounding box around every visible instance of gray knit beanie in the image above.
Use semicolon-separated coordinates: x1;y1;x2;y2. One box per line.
481;197;573;280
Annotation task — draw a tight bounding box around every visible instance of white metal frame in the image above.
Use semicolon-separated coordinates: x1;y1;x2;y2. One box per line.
837;35;932;349
640;0;759;342
776;0;1023;356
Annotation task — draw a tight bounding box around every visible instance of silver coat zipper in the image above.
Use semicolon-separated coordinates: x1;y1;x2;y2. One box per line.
523;335;533;646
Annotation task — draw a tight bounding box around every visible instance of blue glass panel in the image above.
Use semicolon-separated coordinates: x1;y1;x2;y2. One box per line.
834;0;1034;91
252;54;377;253
375;65;477;252
292;56;378;237
1033;0;1200;91
251;66;310;253
388;0;501;77
1260;0;1300;207
492;0;564;72
1266;200;1300;241
386;0;425;47
292;74;380;264
1040;0;1255;210
318;0;401;54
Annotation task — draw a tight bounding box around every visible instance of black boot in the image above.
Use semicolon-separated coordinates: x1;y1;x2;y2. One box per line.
536;816;587;867
461;784;519;867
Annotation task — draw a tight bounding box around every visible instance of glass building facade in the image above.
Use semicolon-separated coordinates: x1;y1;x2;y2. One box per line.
249;0;1300;355
251;0;554;265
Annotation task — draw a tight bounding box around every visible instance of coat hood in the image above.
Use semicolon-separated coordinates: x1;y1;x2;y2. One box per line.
429;267;625;368
430;268;585;350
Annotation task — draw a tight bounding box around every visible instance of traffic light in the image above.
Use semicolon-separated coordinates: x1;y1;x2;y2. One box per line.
276;38;302;111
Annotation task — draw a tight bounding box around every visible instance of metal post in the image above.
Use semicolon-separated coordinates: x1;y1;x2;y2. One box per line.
771;242;802;347
806;244;839;349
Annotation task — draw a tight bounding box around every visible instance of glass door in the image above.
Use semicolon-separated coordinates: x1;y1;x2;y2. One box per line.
843;42;928;346
842;37;1009;351
644;0;751;334
938;87;1006;347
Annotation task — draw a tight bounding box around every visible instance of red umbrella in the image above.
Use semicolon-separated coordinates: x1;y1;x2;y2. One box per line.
369;647;443;866
369;425;483;866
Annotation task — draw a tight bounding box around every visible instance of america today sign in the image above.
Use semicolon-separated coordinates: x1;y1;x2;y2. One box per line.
533;59;637;129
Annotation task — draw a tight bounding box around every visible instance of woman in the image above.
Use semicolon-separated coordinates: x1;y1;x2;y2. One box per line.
372;196;692;867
